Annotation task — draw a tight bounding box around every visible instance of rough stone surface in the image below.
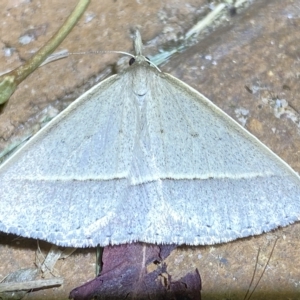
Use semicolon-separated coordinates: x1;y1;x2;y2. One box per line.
0;0;300;299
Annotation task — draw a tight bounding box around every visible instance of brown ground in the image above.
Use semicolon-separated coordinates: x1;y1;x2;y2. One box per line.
0;0;300;299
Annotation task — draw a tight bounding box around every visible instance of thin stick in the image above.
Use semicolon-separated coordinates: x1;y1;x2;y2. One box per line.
243;248;260;300
0;278;63;292
0;0;91;104
96;245;104;275
244;237;279;300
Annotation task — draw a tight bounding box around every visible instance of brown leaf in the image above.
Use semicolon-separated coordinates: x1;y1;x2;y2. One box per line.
69;243;201;300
